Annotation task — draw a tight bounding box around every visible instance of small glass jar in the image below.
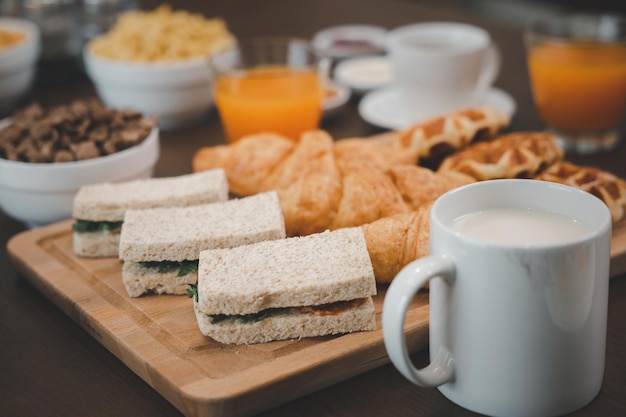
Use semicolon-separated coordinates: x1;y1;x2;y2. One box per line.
81;0;138;45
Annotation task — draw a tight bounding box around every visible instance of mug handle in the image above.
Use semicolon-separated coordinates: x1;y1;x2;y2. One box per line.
382;254;456;388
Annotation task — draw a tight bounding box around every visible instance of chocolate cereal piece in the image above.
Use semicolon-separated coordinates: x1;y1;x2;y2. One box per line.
0;100;157;163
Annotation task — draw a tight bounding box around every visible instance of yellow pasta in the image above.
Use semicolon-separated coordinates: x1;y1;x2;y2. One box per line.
88;5;236;62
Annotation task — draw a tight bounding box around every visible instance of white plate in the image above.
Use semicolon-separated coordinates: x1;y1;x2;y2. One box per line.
334;55;392;94
358;87;517;130
312;24;387;59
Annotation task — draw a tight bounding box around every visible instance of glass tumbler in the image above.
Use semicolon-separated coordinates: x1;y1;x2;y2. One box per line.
210;37;329;143
525;14;626;154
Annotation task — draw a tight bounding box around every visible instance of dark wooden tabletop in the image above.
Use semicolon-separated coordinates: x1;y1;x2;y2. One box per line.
2;1;626;416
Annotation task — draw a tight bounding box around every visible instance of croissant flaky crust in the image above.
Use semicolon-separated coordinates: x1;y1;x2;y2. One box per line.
361;202;432;284
193;128;478;237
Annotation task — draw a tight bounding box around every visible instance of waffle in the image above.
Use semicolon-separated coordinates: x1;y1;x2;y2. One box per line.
536;161;626;223
396;105;510;160
437;131;563;180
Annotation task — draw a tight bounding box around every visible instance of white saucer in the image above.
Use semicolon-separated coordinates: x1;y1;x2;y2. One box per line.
358;87;517;130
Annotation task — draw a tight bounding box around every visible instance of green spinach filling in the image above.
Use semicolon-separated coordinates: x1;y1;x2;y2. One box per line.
73;219;123;233
208;309;280;325
186;283;277;324
138;260;199;277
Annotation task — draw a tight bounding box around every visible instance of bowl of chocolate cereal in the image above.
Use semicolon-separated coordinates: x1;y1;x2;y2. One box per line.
0;17;40;117
83;5;236;130
0;99;159;228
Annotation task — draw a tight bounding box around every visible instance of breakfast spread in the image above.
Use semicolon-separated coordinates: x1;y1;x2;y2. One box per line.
72;169;229;258
192;107;507;237
88;5;235;62
0;100;157;163
191;103;626;288
4;4;626;349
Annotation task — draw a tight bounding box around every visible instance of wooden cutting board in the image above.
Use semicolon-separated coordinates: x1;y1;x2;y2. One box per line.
7;219;626;417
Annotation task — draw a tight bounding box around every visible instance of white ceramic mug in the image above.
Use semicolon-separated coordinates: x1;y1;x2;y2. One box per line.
383;179;611;417
386;22;500;120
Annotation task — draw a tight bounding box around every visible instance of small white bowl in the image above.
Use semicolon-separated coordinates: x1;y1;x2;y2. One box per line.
334;55;393;94
312;24;387;59
0;119;160;228
0;17;41;117
83;46;213;130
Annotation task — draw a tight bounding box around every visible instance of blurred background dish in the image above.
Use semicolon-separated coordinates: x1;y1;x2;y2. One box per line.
0;17;40;118
82;5;235;130
312;24;387;59
83;50;215;131
333;55;392;94
322;80;351;117
359;86;516;130
0;106;159;228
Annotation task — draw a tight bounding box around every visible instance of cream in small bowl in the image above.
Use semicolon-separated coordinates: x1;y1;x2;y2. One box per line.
0;101;160;228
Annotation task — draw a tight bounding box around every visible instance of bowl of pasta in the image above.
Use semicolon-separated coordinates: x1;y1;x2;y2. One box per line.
83;5;236;130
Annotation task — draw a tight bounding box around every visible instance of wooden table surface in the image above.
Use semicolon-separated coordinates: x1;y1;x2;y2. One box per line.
2;1;626;416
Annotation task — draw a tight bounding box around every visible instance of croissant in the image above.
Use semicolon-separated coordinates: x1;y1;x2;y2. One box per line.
193;129;475;236
361;202;433;284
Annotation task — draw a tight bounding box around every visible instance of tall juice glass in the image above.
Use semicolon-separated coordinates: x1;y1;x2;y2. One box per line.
525;14;626;154
210;38;328;143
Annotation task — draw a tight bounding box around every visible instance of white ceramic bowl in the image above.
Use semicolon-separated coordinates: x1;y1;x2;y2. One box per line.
83;46;213;130
0;17;40;117
0;119;160;228
334;55;393;94
312;24;387;59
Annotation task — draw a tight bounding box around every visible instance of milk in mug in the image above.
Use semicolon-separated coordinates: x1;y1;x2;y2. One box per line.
451;207;591;246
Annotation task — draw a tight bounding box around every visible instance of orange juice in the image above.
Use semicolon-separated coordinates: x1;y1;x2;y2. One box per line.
528;42;626;131
213;65;323;142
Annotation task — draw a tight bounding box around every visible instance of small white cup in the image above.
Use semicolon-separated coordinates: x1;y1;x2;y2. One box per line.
383;179;611;417
386;22;500;120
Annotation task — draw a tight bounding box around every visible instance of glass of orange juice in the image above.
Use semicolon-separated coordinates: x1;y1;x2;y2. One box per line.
525;14;626;154
210;38;329;143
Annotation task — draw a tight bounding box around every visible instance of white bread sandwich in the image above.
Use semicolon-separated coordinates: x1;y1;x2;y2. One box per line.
119;191;286;297
72;169;229;258
191;227;377;345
